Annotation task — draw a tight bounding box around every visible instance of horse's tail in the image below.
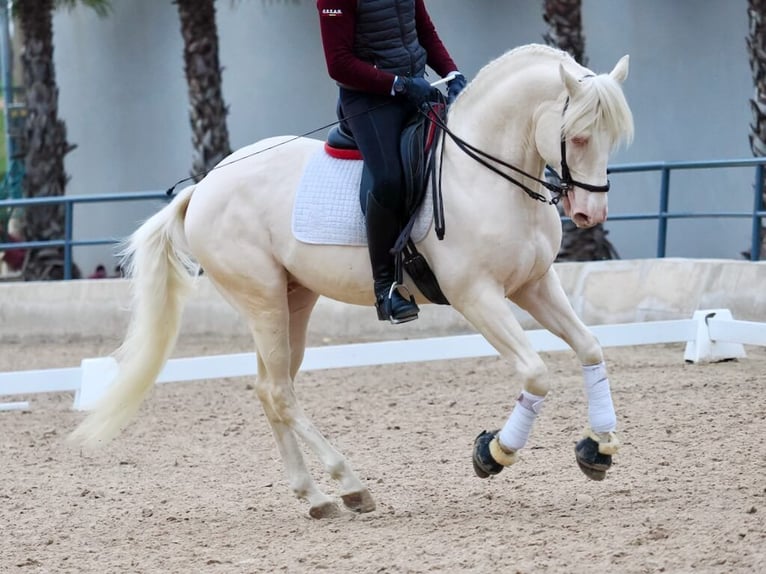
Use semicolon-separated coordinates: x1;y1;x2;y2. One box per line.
70;185;197;447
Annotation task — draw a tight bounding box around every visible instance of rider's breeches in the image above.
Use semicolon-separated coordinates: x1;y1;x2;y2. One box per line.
338;88;410;211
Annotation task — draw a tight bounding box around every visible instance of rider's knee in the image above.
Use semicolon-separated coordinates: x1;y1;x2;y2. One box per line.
370;174;403;209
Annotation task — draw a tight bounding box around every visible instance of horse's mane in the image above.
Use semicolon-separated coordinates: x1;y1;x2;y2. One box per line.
562;68;634;150
454;44;575;104
455;43;634;149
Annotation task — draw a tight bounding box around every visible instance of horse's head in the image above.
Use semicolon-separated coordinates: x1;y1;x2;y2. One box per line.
536;56;634;228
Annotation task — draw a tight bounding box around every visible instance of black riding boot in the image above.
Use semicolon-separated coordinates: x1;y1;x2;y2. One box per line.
365;193;419;324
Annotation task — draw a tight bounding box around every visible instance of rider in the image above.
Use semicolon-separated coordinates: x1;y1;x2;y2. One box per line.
317;0;467;324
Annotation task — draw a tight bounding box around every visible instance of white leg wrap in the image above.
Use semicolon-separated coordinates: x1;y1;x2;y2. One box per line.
583;362;616;433
498;390;545;452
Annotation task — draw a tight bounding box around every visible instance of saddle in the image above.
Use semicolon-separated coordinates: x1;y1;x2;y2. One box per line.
325;104;449;306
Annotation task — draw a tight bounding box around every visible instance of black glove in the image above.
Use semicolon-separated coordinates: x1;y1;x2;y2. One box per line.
447;73;467;104
394;76;437;108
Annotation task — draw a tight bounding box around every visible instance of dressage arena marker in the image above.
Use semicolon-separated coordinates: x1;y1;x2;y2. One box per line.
0;401;29;411
0;309;764;412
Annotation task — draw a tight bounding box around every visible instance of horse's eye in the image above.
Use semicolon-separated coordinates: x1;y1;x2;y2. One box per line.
571;136;589;146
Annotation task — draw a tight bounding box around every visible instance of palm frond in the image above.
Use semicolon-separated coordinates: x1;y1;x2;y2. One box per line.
53;0;112;17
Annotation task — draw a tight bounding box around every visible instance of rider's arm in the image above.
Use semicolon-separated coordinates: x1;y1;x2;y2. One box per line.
415;0;459;78
317;0;398;95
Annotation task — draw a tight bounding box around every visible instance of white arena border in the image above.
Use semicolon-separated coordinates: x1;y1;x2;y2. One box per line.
1;308;764;412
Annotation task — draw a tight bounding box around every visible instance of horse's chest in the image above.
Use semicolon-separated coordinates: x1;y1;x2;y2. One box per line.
486;231;557;292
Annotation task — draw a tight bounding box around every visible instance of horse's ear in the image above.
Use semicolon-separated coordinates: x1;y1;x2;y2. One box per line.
559;63;582;97
610;55;630;84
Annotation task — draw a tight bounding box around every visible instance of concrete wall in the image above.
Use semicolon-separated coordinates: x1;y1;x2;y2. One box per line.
2;259;765;344
47;0;754;274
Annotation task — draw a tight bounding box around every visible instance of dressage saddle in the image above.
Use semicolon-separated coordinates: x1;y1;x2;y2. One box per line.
325;104;450;306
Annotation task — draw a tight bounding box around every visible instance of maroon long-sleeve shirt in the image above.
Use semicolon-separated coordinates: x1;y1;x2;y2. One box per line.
317;0;458;95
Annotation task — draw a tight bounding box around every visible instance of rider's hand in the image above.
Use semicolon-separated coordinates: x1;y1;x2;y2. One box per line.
394;76;437;108
447;73;467;104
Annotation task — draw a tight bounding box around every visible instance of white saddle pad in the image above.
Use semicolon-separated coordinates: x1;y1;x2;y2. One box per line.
292;150;433;246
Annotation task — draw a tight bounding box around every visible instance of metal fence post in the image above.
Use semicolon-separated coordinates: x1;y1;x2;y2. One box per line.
752;164;764;261
0;0;13;162
657;167;670;258
64;201;73;280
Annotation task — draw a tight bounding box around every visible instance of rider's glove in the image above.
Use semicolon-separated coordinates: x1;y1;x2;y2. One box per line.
393;76;437;108
447;72;467;104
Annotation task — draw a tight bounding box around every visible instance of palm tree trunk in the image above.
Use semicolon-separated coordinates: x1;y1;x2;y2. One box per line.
175;0;231;182
542;0;619;261
747;0;766;259
543;0;587;67
16;0;76;280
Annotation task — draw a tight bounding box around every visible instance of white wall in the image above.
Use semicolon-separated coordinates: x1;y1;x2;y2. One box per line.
3;259;766;343
49;0;754;273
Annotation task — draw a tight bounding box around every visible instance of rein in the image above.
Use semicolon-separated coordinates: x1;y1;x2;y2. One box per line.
420;95;610;212
164;103;395;197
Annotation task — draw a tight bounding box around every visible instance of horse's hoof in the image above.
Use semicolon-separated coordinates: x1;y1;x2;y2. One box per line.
575;436;612;481
341;489;376;513
472;429;505;478
309;501;342;519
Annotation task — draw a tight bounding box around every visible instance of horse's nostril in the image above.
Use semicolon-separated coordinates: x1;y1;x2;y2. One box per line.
572;213;594;228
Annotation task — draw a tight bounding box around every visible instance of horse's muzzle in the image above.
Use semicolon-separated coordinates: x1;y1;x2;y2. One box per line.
564;194;607;228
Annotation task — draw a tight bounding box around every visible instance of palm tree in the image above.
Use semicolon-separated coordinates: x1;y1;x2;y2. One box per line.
13;0;110;280
747;0;766;260
543;0;587;66
174;0;231;182
542;0;619;261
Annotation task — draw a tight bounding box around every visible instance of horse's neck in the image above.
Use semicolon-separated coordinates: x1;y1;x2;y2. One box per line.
445;79;554;199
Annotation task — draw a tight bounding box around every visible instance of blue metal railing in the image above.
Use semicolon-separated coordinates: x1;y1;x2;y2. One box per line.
0;191;170;279
1;157;765;280
605;157;766;259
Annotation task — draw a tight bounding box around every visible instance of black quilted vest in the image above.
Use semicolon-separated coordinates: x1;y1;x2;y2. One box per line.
354;0;427;78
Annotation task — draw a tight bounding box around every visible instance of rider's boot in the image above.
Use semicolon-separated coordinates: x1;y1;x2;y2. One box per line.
365;193;419;324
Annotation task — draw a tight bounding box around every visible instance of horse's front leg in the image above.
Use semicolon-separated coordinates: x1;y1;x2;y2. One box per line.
451;282;552;478
511;268;620;480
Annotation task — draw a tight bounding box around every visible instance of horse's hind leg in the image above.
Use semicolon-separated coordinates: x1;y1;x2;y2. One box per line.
284;285;375;513
256;351;342;518
451;282;552;478
238;286;343;518
204;271;338;516
511;268;620;480
253;350;342;518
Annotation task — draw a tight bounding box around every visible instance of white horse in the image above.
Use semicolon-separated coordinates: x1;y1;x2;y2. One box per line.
72;44;634;518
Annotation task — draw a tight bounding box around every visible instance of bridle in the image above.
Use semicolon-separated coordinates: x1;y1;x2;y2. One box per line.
421;95;610;207
551;97;611;194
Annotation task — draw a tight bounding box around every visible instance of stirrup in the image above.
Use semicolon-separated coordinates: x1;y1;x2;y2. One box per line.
376;283;419;324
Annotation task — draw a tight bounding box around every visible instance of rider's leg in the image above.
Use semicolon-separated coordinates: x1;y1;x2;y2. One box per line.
339;88;418;323
365;192;418;322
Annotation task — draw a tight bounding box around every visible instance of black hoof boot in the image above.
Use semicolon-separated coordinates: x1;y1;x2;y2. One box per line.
472;430;506;478
574;436;613;481
375;285;419;324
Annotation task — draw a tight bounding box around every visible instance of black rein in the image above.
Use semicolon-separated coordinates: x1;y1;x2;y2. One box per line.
420;96;610;210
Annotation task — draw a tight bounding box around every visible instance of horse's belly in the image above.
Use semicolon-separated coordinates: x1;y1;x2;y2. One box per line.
282;242;374;306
